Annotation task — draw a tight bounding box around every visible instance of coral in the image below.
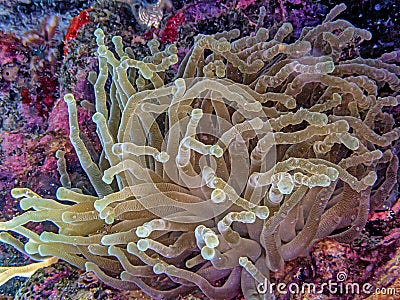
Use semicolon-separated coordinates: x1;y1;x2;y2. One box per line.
0;2;399;300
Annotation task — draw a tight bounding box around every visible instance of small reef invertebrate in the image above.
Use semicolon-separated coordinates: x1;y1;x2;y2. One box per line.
118;0;173;28
0;3;399;299
63;9;92;56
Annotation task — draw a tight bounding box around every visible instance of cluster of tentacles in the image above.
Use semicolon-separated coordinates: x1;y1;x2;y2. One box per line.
0;4;399;300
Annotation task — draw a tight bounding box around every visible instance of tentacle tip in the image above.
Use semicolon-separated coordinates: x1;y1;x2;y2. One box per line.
136;226;150;238
255;206;270;220
239;256;249;267
11;188;26;199
211;189;226;203
107;245;117;256
93;200;104;213
153;263;166;274
210;145;224;158
111;143;123;155
137;239;150;251
94;28;104;37
64;93;75;104
92;112;104;123
201;246;215;260
102;175;113;185
156;152;170;163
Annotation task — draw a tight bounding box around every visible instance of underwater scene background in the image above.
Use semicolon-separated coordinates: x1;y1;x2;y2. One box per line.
0;0;399;299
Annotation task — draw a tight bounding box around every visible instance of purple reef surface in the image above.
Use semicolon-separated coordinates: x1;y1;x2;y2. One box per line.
0;0;398;299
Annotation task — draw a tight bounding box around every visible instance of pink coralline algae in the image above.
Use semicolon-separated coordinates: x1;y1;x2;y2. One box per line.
21;74;59;118
143;10;186;43
15;262;77;300
0;17;60;121
0;32;26;66
0;131;60;218
159;10;186;43
182;0;227;23
235;0;257;10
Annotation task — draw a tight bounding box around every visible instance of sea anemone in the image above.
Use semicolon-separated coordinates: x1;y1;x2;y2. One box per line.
0;4;398;299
